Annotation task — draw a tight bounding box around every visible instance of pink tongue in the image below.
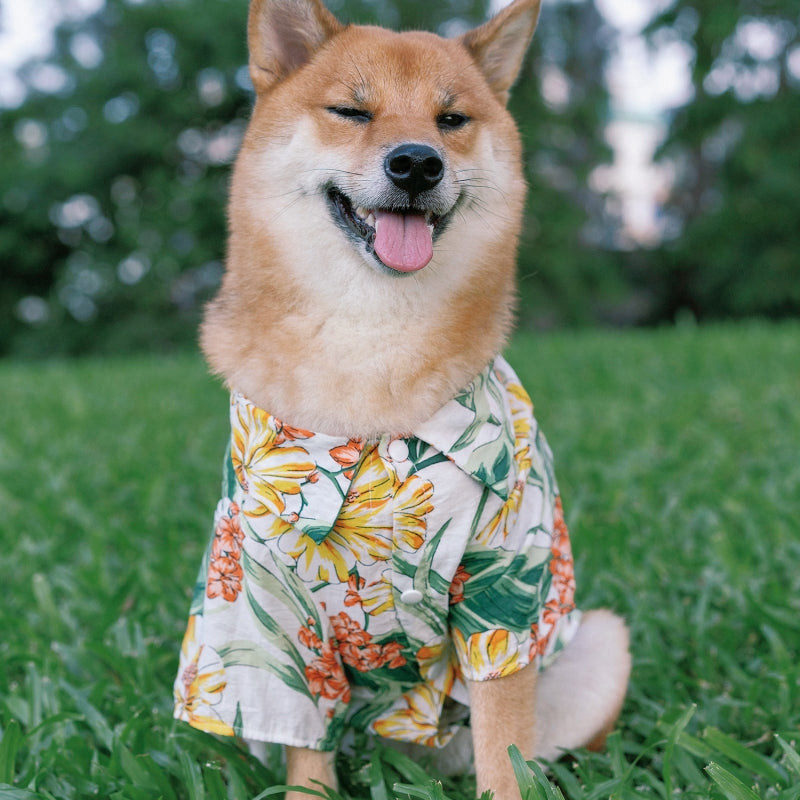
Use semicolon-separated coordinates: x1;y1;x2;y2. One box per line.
373;211;433;272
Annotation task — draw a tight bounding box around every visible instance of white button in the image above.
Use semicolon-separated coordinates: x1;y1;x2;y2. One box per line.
400;589;424;605
387;438;409;462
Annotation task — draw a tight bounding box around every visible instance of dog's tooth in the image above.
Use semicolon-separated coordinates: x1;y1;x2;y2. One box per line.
355;206;369;220
366;213;376;228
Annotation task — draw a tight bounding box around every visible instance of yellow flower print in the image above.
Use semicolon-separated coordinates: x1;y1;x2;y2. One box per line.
393;473;434;552
357;569;395;616
371;684;449;746
174;616;234;736
476;477;524;545
453;627;522;680
283;448;394;582
285;529;363;583
477;382;532;545
231;402;316;518
505;379;534;470
416;639;458;696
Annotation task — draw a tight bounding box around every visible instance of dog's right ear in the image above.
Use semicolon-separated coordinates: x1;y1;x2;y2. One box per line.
248;0;343;93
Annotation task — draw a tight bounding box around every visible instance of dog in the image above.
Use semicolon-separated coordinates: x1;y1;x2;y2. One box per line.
172;1;631;797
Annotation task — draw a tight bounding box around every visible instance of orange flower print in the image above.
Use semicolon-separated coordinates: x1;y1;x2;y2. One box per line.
380;641;407;669
206;556;243;602
298;619;323;651
306;641;350;703
529;622;546;659
550;497;576;615
448;564;471;605
344;573;366;607
211;513;244;561
330;611;371;647
529;497;577;659
207;501;245;602
340;641;385;672
273;420;314;443
330;438;364;479
329;612;407;672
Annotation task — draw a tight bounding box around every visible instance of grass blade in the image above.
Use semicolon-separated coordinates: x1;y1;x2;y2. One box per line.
705;762;761;800
0;721;23;784
368;749;391;800
393;782;449;800
253;786;329;800
663;705;696;796
379;746;433;786
703;727;785;785
508;746;565;800
776;736;800;778
179;750;206;800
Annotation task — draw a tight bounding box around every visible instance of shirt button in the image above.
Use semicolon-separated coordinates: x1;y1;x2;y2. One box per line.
400;589;424;605
387;438;409;462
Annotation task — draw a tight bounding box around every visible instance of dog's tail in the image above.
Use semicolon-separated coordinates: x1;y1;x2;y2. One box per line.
532;608;631;761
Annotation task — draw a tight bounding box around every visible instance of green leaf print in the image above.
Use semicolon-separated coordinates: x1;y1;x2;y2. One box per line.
411;519;451;601
468;440;514;498
189;545;211;617
233;702;244;737
242;548;322;634
391;520;451;638
451;548;549;637
218;640;313;701
242;582;310;679
317;711;347;752
451;369;503;452
222;442;237;499
302;525;333;545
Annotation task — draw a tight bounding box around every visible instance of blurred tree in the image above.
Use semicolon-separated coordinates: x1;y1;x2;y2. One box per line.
0;0;620;357
512;0;626;327
642;0;800;321
1;0;253;357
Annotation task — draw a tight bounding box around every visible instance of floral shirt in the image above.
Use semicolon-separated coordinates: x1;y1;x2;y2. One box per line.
173;356;579;751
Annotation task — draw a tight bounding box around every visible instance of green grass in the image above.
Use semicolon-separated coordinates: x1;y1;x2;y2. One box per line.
1;321;799;799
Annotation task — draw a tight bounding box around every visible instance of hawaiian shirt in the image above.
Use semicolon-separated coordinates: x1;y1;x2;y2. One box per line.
173;356;579;751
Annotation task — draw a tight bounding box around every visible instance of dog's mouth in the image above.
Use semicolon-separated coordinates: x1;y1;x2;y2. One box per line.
327;188;448;274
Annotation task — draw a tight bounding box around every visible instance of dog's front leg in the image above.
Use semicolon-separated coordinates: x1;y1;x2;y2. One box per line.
285;746;337;800
468;662;537;800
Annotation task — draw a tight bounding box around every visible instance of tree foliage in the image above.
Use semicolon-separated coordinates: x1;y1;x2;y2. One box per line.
0;0;623;357
642;0;800;322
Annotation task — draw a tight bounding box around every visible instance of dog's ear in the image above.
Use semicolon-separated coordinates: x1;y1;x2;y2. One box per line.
248;0;343;93
461;0;541;105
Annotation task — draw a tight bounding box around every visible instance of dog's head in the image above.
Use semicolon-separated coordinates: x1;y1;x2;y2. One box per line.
231;0;540;278
203;0;541;435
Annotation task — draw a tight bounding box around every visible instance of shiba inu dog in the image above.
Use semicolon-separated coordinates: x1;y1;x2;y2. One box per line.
173;1;631;797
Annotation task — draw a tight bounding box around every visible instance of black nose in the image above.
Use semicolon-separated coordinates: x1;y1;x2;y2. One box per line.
384;143;444;200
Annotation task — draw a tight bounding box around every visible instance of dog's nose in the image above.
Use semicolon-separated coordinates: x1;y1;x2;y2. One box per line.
384;144;444;199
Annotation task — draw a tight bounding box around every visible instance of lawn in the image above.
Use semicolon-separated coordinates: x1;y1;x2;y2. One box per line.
1;321;799;799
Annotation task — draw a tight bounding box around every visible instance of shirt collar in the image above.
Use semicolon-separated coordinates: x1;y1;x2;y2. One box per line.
230;356;521;540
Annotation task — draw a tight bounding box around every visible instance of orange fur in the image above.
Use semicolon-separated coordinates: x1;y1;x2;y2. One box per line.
201;8;529;437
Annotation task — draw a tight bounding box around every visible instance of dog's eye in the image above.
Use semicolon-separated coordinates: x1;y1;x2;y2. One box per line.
327;106;373;123
437;112;470;131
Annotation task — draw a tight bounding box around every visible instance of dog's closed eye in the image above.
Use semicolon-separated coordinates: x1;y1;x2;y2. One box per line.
326;105;373;123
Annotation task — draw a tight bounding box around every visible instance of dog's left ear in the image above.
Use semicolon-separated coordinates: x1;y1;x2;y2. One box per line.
461;0;541;104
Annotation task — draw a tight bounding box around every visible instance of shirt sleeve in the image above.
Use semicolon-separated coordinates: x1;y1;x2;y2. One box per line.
448;480;557;682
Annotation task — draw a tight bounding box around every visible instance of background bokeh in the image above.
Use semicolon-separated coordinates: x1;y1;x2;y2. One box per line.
1;0;798;358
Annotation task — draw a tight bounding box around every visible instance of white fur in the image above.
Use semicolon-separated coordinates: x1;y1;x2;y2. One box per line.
533;610;632;761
